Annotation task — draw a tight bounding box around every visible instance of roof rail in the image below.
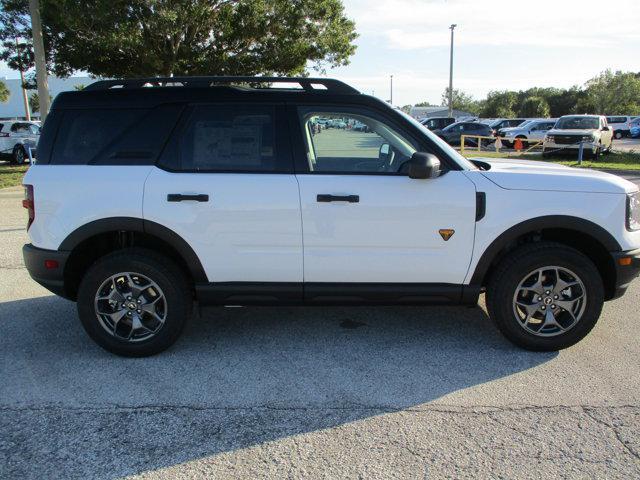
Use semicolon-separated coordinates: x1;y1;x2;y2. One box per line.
85;76;360;95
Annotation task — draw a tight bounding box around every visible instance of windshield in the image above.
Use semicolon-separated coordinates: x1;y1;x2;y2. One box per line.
555;116;599;130
488;119;504;128
396;110;477;170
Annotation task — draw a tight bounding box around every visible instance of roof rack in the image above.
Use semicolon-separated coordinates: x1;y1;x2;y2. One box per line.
85;76;360;95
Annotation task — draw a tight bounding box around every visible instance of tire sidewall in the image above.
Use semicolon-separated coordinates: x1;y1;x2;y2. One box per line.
13;145;26;164
77;252;190;357
489;247;604;351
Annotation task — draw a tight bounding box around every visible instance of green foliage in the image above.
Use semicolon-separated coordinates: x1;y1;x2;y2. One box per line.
583;70;640;115
440;87;479;114
479;90;517;118
0;79;9;102
0;0;357;78
28;92;51;113
519;96;550;117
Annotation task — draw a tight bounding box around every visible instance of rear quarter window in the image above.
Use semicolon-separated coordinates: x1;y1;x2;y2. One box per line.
49;105;184;165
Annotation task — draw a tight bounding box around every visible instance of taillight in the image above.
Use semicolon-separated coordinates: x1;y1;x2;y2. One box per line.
22;184;34;230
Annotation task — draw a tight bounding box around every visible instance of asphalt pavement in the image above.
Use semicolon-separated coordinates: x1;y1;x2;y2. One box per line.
1;174;639;479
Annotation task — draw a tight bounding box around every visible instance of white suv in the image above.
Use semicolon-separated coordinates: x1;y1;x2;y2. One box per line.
543;115;613;158
22;77;640;356
0;120;40;164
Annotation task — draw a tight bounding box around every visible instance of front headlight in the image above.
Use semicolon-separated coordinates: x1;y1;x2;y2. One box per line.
546;135;554;143
581;134;596;142
627;192;640;231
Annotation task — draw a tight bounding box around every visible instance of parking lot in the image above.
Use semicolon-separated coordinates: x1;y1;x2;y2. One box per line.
1;178;639;479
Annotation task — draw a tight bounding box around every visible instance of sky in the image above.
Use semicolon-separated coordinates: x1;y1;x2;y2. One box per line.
1;0;638;106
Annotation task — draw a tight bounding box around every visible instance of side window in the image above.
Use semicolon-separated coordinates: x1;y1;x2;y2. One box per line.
179;105;284;172
298;108;418;174
51;109;145;164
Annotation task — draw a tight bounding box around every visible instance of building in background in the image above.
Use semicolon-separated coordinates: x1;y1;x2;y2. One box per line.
0;76;94;119
410;105;475;121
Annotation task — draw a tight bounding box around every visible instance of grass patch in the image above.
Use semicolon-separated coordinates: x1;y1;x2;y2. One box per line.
0;164;29;189
464;150;640;171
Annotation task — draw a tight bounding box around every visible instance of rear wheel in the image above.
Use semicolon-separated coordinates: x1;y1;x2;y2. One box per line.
614;131;623;139
486;242;604;351
77;248;192;357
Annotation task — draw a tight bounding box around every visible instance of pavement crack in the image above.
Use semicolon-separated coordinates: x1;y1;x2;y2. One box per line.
582;406;640;461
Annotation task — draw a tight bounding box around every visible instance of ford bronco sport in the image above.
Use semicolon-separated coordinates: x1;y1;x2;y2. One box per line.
22;77;640;357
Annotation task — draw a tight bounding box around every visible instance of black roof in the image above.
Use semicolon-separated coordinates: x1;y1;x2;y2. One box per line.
53;76;377;110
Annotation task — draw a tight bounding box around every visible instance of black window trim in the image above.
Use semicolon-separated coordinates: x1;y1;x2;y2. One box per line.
157;101;295;174
288;103;459;176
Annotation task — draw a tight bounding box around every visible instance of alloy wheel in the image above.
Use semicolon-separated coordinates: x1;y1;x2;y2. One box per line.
512;266;587;337
94;272;167;342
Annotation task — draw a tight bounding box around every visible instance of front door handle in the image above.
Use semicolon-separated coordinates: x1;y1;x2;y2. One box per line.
317;194;359;203
167;193;209;202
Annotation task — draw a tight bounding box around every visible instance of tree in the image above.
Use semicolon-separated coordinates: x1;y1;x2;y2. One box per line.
518;96;550;118
28;91;50;112
440;87;479;114
0;80;9;102
480;90;518;118
0;0;358;78
584;70;640;115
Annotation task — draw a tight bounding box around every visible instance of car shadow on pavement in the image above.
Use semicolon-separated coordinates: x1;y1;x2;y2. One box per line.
0;295;557;478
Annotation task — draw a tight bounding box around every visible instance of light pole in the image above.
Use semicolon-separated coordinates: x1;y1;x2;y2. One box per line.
389;75;393;105
448;24;457;118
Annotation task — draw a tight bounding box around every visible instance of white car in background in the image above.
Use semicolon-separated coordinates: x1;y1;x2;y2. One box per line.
0;120;40;164
543;115;613;158
606;116;635;139
498;119;557;147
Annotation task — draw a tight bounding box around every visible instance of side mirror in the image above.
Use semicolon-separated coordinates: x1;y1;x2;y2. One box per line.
603;126;610;131
408;152;441;179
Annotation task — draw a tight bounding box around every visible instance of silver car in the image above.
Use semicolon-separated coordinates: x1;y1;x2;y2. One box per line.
498;119;557;147
0;120;40;164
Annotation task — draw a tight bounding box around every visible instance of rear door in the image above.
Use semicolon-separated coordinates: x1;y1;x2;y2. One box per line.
292;105;477;292
143;103;303;290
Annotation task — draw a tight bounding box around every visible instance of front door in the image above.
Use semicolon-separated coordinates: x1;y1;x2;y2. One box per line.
293;106;477;291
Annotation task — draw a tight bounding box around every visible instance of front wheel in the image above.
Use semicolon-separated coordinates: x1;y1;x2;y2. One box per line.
12;145;26;164
486;242;604;351
77;248;192;357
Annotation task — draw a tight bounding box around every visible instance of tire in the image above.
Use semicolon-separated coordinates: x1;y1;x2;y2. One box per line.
12;145;26;165
77;248;192;357
614;131;622;139
486;242;604;351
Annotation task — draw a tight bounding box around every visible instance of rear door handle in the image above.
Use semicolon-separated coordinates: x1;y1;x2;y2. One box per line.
167;194;209;202
317;194;359;203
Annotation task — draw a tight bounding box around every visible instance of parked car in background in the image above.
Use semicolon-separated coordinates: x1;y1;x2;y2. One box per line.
420;117;455;130
0;120;40;164
352;121;370;132
327;119;347;129
543;115;613;158
488;118;527;135
629;118;640;138
605;116;635;139
433;121;494;146
498;119;557;147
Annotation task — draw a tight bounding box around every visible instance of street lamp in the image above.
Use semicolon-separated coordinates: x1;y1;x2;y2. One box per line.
448;24;457;118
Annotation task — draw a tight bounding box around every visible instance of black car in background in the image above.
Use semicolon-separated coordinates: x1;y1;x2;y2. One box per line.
433;121;494;146
420;116;455;130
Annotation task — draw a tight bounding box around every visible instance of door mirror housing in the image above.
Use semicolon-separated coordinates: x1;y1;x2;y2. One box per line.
408;152;441;179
